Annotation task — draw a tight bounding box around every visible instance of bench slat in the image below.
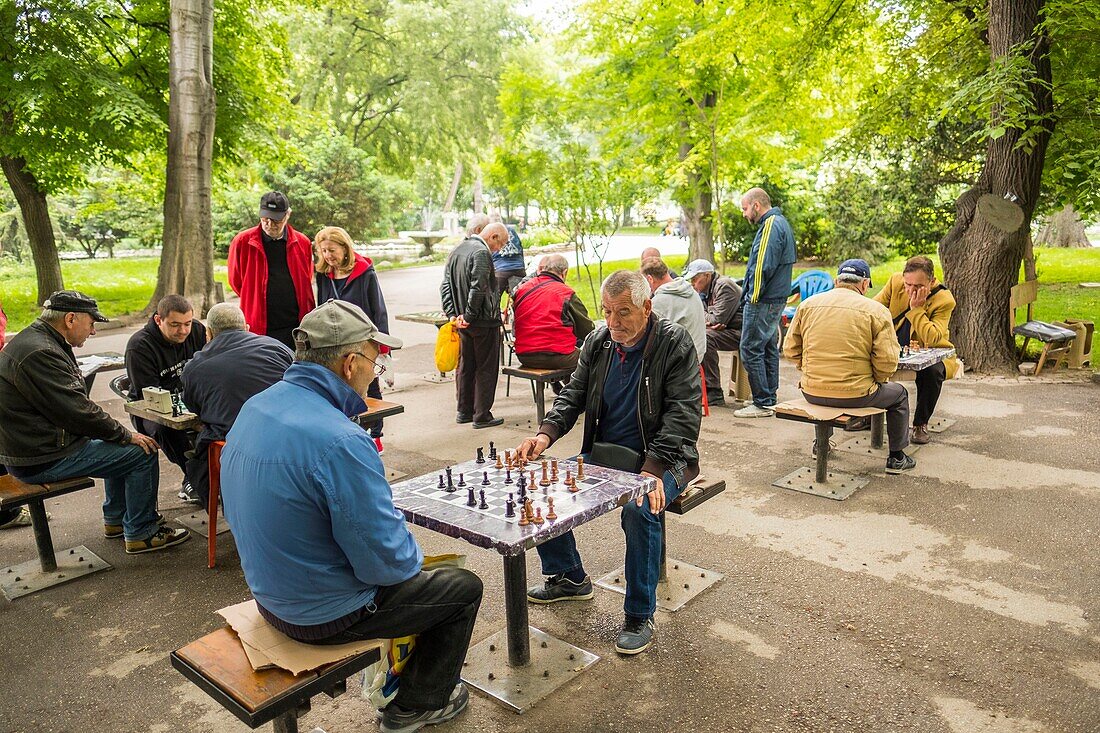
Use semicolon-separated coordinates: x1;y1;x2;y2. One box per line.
501;366;573;381
0;475;96;510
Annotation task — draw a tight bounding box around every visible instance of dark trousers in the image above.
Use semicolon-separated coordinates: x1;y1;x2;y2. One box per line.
495;269;526;297
516;350;579;370
913;362;946;426
702;328;740;400
267;326;297;351
184;447;211;511
804;382;911;452
456;325;500;423
132;417;192;472
318;567;483;711
364;377;384;438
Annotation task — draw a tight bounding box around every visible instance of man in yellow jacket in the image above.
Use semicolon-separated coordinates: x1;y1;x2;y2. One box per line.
873;256;958;445
784;260;916;474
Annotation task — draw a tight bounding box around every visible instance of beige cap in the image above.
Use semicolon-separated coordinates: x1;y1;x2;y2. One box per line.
293;300;403;350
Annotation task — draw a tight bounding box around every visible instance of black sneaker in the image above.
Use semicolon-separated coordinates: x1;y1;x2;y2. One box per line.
844;415;871;432
104;512;165;539
178;480;201;505
615;616;655;655
125;526;191;554
527;573;594;604
472;417;504;429
885;453;917;475
379;682;469;733
456;413;473;424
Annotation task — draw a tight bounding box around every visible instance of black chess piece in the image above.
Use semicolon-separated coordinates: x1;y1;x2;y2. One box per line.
517;474;527;492
445;467;455;493
476;447;485;464
518;478;527;503
467;487;476;507
478;489;488;510
504;469;513;484
488;441;496;459
437;474;445;490
505;493;516;518
458;473;466;488
482;471;490;486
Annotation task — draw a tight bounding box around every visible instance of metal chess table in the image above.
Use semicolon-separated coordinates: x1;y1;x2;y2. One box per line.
389;447;656;712
897;346;956;371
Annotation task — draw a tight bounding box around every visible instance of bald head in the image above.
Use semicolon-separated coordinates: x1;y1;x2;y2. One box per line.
640;247;663;262
538;254;568;277
481;222;510;253
466;214;490;236
740;187;772;225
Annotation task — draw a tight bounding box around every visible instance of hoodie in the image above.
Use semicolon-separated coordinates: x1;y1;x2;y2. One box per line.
125;315;208;399
651;277;706;364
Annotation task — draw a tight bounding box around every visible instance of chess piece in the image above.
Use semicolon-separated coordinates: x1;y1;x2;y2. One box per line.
495;453;503;470
529;469;536;488
546;497;557;521
479;489;488;510
551;460;558;482
504;450;512;468
518;480;527;503
445;467;456;493
437;474;445;490
568;473;579;493
540;462;550;487
488;441;496;459
505;493;516;518
518;510;529;527
467;487;476;507
517;474;527;492
524;498;534;521
458;473;466;488
482;471;490;486
576;457;585;480
476;447;485;464
533;507;544;525
504;469;513;485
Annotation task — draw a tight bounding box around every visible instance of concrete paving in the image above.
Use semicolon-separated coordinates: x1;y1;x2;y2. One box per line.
1;265;1098;733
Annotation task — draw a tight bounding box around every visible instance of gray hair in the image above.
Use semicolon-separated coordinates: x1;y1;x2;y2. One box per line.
206;303;247;337
40;308;69;324
601;270;650;308
295;339;370;368
836;273;866;285
538;254;568;275
466;214;490;235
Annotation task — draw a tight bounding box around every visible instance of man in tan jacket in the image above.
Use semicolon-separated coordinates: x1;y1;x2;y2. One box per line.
873;256;957;445
784;260;916;474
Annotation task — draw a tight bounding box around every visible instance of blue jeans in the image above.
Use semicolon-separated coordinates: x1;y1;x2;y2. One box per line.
739;301;784;407
535;470;682;620
16;440;161;541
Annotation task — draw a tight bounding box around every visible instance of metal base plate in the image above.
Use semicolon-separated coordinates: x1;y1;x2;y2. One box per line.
927;417;956;433
176;511;230;539
421;372;453;384
461;627;599;713
385;468;408;482
833;436;922;458
595;560;723;612
1;545;112;600
772;467;868;501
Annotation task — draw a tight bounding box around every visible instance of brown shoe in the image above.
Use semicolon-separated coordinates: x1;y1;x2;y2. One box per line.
911;424;931;444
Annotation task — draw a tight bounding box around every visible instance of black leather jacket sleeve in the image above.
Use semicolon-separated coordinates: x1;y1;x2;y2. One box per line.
641;324;701;479
16;347;130;444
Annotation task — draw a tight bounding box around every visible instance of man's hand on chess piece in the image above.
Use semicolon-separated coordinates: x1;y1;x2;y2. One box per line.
636;471;665;513
515;433;551;461
453;315;470;329
908;284;930;310
127;432;160;455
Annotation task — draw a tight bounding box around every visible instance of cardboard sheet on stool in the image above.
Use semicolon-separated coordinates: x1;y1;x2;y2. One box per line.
217;599;385;675
774;400;885;422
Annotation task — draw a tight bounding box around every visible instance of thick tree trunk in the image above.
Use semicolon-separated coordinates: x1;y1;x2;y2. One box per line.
938;0;1052;373
155;0;216;314
1034;204;1090;247
678;140;714;263
472;168;484;214
1;155;63;304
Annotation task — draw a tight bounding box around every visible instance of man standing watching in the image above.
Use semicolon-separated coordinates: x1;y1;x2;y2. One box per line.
228;191;316;349
641;256;706;365
512;254;594;370
489;213;526;295
682;259;744;406
736;187;796;418
514;270;702;655
125;294;207;503
873;255;958;444
440;221;511;429
221;301;482;733
784;260;916;474
180;303;292;509
0;291;190;553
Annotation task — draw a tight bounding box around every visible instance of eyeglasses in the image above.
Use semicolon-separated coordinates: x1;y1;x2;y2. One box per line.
350;351;386;376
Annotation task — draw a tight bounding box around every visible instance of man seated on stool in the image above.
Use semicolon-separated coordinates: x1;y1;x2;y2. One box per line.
873;255;959;445
220;300;483;733
784;260;916;474
683;259;744;407
180;303;292;510
125;294;207;504
512;254;594;370
514;270;701;656
0;290;190;553
641;256;705;365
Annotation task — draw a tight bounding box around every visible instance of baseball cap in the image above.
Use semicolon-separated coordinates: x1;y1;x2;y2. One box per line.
293;300;403;350
43;290;109;322
837;259;872;286
682;258;716;280
259;191;289;221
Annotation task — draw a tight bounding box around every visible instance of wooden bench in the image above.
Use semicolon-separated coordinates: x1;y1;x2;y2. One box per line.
171;626;382;733
771;400;886;500
501;365;574;424
0;473;111;599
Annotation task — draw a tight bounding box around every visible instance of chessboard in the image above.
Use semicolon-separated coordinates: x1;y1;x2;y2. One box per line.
897;344;956;371
403;442;610;525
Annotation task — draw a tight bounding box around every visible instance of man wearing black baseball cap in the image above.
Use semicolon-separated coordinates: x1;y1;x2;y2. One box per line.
783;260;917;474
227;191;316;349
0;291;190;552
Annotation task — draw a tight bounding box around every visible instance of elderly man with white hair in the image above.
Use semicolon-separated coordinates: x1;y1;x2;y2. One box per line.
180;303;293;508
513;270;702;656
511;254;594;370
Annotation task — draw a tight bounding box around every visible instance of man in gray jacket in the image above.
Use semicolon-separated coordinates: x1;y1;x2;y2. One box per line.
641;257;705;365
684;259;744;407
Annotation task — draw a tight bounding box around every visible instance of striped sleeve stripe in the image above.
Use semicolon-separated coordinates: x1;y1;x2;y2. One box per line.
752;217;774;303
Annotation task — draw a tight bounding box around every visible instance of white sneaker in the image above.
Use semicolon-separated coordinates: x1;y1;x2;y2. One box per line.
733;404;775;418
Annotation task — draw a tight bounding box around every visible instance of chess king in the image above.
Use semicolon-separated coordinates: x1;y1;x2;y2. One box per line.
513;270;702;656
872;255;958;445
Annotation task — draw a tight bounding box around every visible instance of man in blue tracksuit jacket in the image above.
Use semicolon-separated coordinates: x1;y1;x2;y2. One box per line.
736;187;796;417
221;300;482;732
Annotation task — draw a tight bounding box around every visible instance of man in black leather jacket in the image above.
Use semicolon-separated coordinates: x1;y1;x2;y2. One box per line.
440;222;510;428
514;270;701;655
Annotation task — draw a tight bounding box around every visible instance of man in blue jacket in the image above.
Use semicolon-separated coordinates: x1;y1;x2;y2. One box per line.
736;187;796;418
221;300;483;733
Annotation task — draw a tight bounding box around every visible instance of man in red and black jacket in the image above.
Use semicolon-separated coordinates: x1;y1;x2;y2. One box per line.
228;191;316;349
511;254;594;370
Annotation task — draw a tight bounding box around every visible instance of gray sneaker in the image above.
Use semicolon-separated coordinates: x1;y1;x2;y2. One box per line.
615;616;655;655
733;404;775;418
527;573;594;604
178;480;201;505
379;682;469;733
885;453;917;475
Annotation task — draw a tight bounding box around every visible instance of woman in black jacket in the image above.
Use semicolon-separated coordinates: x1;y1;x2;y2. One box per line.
314;226;392;453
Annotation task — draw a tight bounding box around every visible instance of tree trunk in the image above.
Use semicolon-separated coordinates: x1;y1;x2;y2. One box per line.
938;0;1052;373
1034;204;1090;247
1;155;63;304
472;167;484;214
442;161;462;212
155;0;216;315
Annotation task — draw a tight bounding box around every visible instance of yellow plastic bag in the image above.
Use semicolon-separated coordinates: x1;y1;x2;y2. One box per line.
434;321;460;373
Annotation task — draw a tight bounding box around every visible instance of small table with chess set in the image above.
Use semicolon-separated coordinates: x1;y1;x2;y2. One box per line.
389;442;657;713
124;391;202;431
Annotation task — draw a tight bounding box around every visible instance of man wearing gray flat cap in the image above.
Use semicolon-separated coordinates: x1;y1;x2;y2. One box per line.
221;300;483;733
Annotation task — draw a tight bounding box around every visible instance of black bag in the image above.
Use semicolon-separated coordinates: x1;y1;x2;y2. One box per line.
589;442;643;473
